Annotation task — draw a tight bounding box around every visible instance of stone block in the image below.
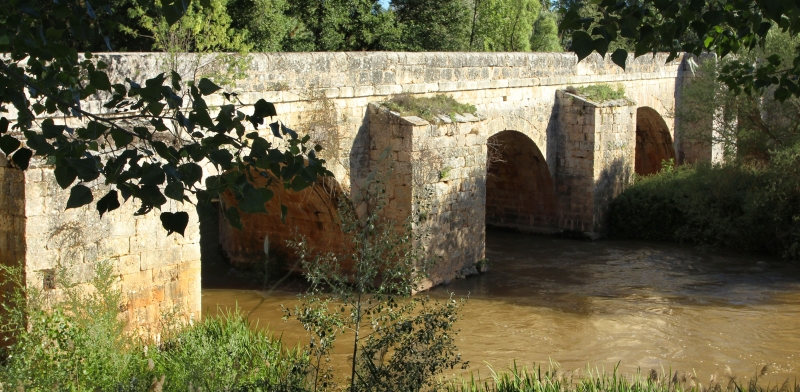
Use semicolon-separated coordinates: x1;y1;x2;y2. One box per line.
98;236;130;258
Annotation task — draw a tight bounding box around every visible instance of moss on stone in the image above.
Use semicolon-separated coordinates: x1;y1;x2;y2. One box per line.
382;94;477;123
567;84;627;103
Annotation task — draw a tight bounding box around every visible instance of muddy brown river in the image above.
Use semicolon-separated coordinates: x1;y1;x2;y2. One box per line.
202;229;800;383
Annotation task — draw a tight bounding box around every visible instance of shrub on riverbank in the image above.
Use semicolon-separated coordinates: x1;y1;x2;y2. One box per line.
0;262;308;391
608;144;800;259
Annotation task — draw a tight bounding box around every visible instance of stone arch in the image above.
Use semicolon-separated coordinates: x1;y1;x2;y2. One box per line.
635;107;676;176
218;172;347;269
485;130;559;231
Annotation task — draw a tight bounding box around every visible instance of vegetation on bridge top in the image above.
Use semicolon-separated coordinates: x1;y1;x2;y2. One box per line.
566;84;629;104
382;94;478;124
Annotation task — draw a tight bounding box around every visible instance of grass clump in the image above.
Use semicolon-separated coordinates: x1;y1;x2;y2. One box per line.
567;84;627;103
0;261;309;391
608;143;800;259
447;362;800;392
383;94;478;123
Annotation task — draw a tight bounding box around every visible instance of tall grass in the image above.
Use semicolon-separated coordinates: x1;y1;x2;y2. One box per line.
0;262;309;391
447;362;800;392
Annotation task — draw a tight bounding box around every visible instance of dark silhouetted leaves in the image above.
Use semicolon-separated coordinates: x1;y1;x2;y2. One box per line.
0;135;21;155
198;78;222;95
160;211;190;236
97;190;120;217
66;185;93;209
11;148;32;170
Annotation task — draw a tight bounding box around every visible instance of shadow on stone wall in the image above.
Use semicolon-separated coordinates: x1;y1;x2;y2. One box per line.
593;156;633;236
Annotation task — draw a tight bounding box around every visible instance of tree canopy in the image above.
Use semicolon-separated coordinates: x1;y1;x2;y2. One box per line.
560;0;800;100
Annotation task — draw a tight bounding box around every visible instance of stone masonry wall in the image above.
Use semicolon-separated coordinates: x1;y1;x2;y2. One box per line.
554;91;635;237
0;155;201;333
367;104;486;287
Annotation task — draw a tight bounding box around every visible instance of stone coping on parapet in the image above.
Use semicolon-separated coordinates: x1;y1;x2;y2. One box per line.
368;102;484;126
557;90;637;108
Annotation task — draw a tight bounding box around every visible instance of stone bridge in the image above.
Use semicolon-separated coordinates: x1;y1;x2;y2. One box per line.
0;52;709;330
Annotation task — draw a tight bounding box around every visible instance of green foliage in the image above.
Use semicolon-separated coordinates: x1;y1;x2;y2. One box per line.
128;0;250;53
0;0;330;235
382;94;478;123
393;0;473;51
608;147;800;259
567;84;627;103
559;0;800;101
447;362;799;392
470;0;541;51
678;31;800;163
149;309;309;391
529;10;564;52
282;0;402;51
0;262;309;391
284;163;465;391
228;0;292;52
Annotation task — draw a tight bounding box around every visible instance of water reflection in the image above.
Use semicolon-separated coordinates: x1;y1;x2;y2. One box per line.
203;229;800;383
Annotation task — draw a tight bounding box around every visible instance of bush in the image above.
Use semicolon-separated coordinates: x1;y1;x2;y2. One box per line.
608;145;800;259
0;261;309;391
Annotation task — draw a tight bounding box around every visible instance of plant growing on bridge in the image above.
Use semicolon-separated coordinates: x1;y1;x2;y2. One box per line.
0;0;330;236
383;94;478;124
567;84;627;103
284;156;465;392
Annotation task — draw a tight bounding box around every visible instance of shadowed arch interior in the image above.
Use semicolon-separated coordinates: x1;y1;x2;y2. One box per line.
218;171;347;269
635;107;676;176
485;130;559;231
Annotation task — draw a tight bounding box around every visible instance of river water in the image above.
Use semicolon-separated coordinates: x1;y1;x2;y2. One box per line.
202;229;800;383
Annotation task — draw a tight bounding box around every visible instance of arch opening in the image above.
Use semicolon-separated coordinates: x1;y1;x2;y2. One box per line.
218;171;347;271
485;130;559;231
635;107;676;176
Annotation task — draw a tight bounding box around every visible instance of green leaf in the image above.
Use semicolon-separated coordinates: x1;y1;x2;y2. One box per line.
111;128;134;147
0;135;21;154
160;211;189;236
774;87;790;102
148;101;166;116
197;198;217;223
253;99;277;117
571;31;595;61
89;70;111;91
179;162;203;185
66;185;93;210
225;207;243;230
165;182;185;201
161;0;187;26
171;71;182;90
198;78;222;95
11;148;32;170
97;190;120;217
611;49;628;69
237;185;267;213
54;165;78;189
0;118;8;134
